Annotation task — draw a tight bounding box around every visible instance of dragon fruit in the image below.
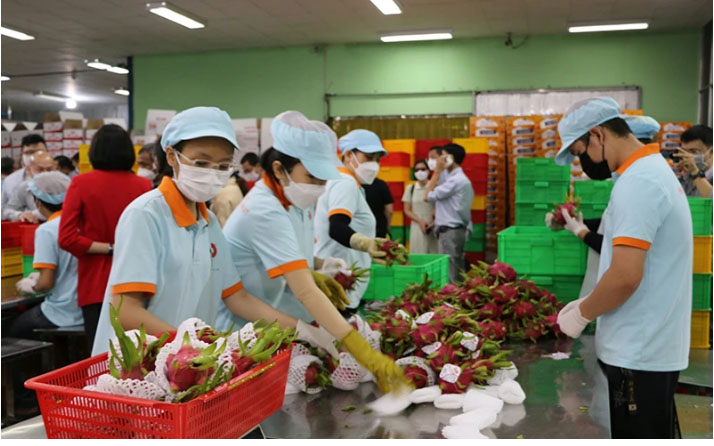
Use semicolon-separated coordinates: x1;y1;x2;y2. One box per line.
439;363;491;394
196;325;233;344
412;323;440;348
475;302;503;320
523;321;546;342
544;314;562;337
487;261;518;283
380;237;409;266
477;320;507;341
107;300;163;381
333;263;370;293
165;332;226;397
517;280;542;298
400;301;422;317
404;365;430;388
540;291;559;306
439;284;460;296
551;194;581;226
230;321;294;377
513;301;537;319
492;284;519;305
378;317;414;358
304;361;331;391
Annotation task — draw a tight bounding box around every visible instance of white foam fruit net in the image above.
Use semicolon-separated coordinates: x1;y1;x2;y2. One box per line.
330;352;366;391
396;356;436;387
348;314;381;352
287;354;324;395
84;373;166;401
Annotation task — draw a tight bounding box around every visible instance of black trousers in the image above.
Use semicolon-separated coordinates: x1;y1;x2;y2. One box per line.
7;304;57;339
599;360;680;439
81;303;103;352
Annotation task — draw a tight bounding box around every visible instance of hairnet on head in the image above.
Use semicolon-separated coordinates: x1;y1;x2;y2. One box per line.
556;97;623;165
28;171;71;205
271;111;341;180
624;115;661;140
160;106;239;152
338;129;387;155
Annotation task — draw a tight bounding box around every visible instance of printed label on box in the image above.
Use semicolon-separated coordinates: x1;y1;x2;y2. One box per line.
511;127;535;137
63;128;84;139
513;137;536;146
541;139;558;150
661;141;682;150
44;131;63;142
662;122;689;132
540;118;559;129
476;128;498;137
44;121;63;132
661;132;683;141
46;141;63;151
540;128;558;139
63;139;82;149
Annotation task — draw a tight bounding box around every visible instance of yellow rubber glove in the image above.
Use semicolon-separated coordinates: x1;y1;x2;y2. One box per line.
349;233;387;265
340;330;412;394
311;271;350;311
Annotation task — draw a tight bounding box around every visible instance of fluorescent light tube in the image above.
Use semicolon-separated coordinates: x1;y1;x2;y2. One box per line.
0;76;9;81
569;22;648;33
34;91;69;102
147;2;205;29
87;60;112;70
65;99;78;109
107;66;129;74
0;26;35;40
114;88;130;96
370;0;401;15
381;31;453;42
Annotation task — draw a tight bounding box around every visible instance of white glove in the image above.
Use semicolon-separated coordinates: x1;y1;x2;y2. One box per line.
295;319;340;358
561;209;588;237
544;212;563;231
317;257;349;276
16;272;40;294
556;296;591;339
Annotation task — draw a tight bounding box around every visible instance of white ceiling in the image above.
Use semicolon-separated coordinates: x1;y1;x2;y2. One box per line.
1;0;711;113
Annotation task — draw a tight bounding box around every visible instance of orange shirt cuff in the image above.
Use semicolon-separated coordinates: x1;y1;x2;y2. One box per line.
112;282;157;297
267;259;309;279
613;237;651;251
33;263;56;270
328;208;353;219
222;281;244;299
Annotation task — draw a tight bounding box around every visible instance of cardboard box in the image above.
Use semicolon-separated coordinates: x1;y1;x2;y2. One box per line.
46;141;63;151
661;132;684;141
1;131;10;148
661;122;691;133
44;131;63;142
63;119;84;140
661;140;682;150
145;109;176;139
507;117;537;128
84;119;104;144
43;113;63;132
63;139;83;150
510;127;535;138
539;128;558;139
539;116;560;129
511;136;536;146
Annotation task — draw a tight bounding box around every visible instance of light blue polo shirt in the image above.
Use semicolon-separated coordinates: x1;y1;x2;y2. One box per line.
219;178;315;329
596;144;693;372
314;167;374;308
33;213;83;327
91;177;242;355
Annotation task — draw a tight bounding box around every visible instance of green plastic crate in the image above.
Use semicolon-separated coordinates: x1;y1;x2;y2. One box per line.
389;226;406;242
529;274;585;305
22;255;35;278
692;274;712;310
362;254;450;301
579;203;608;220
515;203;551;226
515;158;570;183
472;224;485;239
688;197;713;236
465;224;485;252
498;226;588;275
574;180;613;204
515;181;569;203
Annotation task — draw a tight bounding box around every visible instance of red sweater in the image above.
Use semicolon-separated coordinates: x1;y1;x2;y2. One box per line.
59;170;152;307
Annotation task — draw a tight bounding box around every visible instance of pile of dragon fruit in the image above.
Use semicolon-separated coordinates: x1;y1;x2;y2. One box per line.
85;302;295;403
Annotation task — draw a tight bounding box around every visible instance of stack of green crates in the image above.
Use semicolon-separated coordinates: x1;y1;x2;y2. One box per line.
574;180;613;220
689;197;712;311
362;254;450;301
514;158;570;226
466;223;485;252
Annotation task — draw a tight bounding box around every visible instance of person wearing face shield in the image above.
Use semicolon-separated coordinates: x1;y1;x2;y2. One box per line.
90;107;300;358
314;129;400;311
546;114;661;298
674;124;713;198
554;97;692;439
221;115;409;394
1;133;47;210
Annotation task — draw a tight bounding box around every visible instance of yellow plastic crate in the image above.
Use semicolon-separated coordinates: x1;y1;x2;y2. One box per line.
382;139;416;155
1;247;22;265
452;138;488;154
378;166;411;182
79;144;142;174
392;210;404;226
2;262;23;277
471;195;486;210
690;310;711;349
693;236;712;274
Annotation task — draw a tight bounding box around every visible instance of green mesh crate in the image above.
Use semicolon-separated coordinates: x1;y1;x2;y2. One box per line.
692;274;712;310
515;181;570;203
515;203;551;226
688;197;713;236
515;158;570;183
362;254;450;301
465;224;485;252
579;203;608;220
23;255;35;278
498;226;588;275
529;274;585;305
574;180;613;204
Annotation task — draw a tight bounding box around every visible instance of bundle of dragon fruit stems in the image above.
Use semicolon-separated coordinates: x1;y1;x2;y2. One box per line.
86;300;295;403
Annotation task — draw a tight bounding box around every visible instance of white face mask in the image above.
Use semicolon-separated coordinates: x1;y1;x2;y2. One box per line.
282;170;325;210
350;153;380;185
137;167;157;181
22;154;33;168
427;158;437;171
242;171;260;182
415;170;429;181
173;153;232;203
445;155;454;167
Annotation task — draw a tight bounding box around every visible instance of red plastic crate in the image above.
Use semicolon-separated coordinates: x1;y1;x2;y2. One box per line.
461;154;488;169
380;152;411;167
471;210;486;224
21;224;39;256
415;139;451;162
465;251;485;266
25;347;292;439
1;221;23;248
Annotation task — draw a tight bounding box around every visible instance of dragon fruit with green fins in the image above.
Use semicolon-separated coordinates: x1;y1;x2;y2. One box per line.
379;236;409;266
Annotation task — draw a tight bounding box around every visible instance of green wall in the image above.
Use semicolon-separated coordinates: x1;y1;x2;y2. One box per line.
133;30;700;128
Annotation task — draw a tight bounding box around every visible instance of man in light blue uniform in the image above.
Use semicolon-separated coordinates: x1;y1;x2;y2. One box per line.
555;97;692;439
424;143;474;282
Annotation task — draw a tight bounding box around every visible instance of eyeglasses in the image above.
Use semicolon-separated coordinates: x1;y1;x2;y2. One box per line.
175;150;234;172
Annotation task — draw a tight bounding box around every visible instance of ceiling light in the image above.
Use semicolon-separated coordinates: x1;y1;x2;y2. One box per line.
0;26;35;41
370;0;402;15
569;22;648;33
107;66;130;74
87;59;112;70
147;2;205;29
65;99;78;109
114;88;130;96
0;76;9;81
380;31;453;42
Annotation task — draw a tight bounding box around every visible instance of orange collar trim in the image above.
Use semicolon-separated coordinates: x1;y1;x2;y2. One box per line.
157;177;210;228
615;143;661;175
261;172;291;211
47;211;62;222
338;167;362;188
